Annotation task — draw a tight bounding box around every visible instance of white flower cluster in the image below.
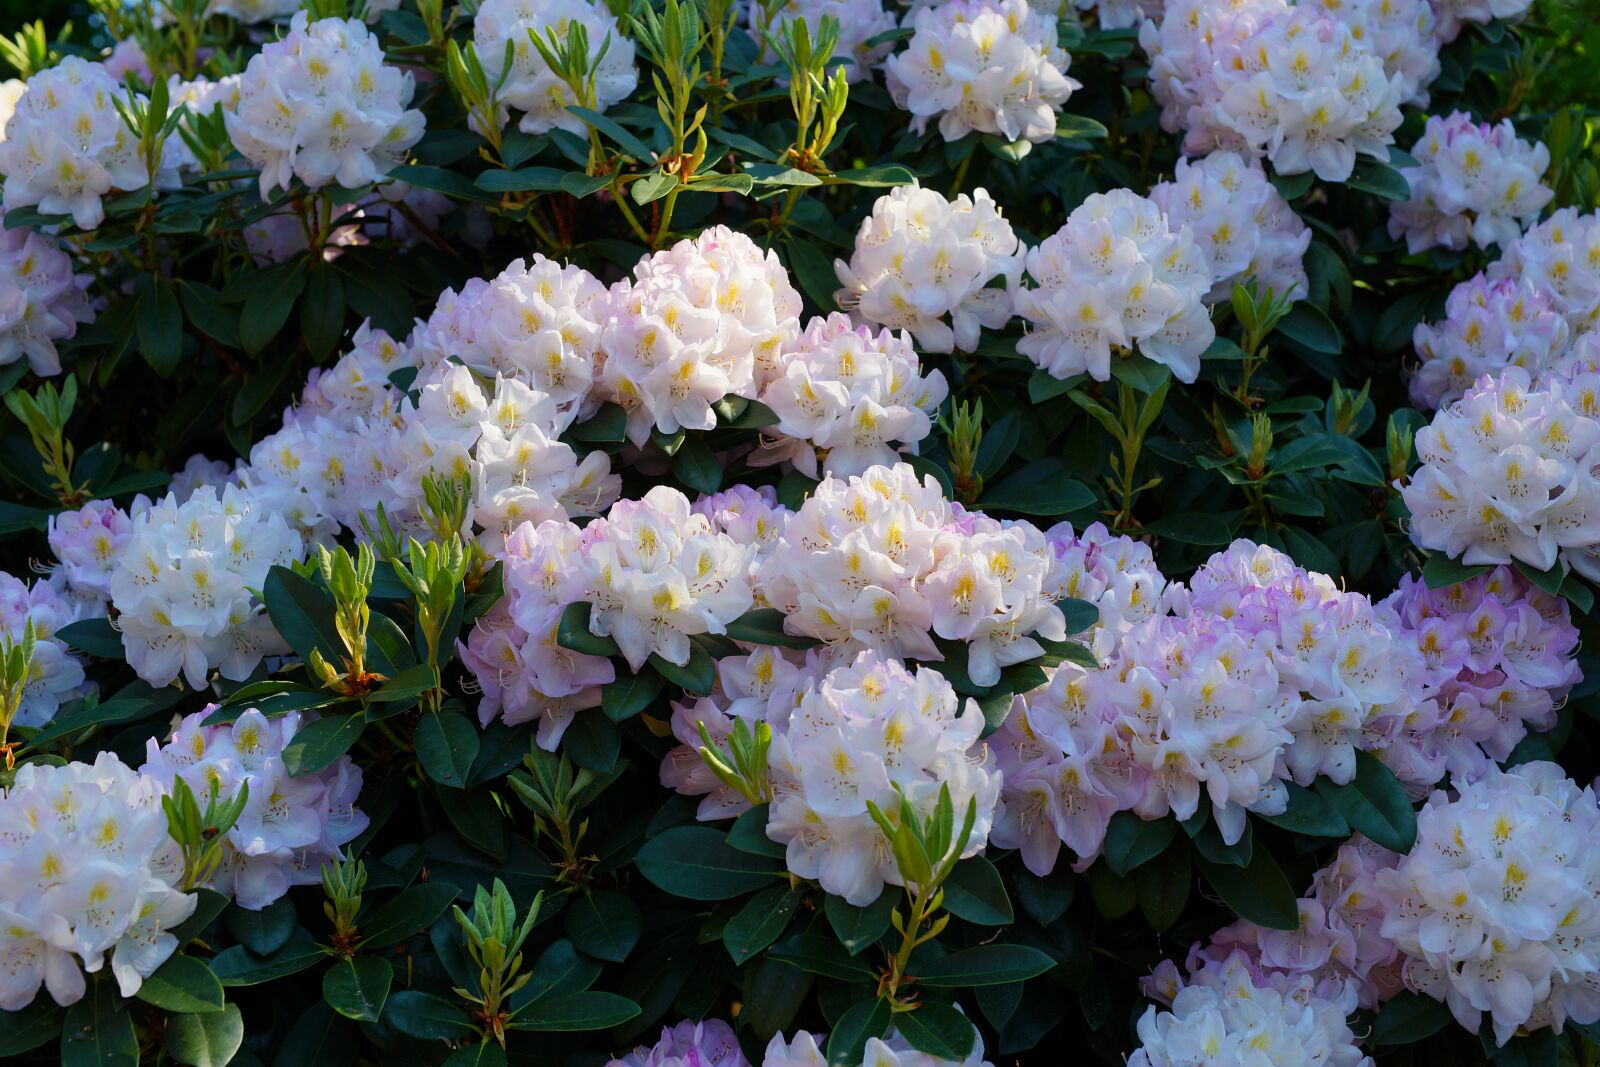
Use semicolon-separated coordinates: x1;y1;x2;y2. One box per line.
600;225;802;445
1041;520;1169;654
0;754;193;1010
764;1024;994;1067
1130;949;1373;1067
1140;0;1404;182
1409;275;1571;410
473;0;638;138
754;312;949;479
0;216;94;376
756;462;1068;687
1305;0;1440;107
885;0;1080;144
1432;0;1533;42
1375;761;1600;1044
108;484;303;691
1071;0;1163;31
766;650;1000;904
992;540;1429;875
835;184;1021;354
1400;366;1600;580
1389;111;1553;254
0;57;180;230
1149;150;1310;304
1488;209;1600;335
226;11;425;198
750;0;897;83
1015;188;1215;384
139;708;368;910
0;572;88;728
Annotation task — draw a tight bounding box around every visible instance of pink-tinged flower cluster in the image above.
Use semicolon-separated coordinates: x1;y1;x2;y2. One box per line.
459;519;612;750
599;225;802;446
1140;0;1404;182
1173;837;1405;1012
1015;188;1215;384
464;487;754;741
1375;761;1600;1045
0;572;89;728
755;462;1068;688
754;312;949;479
1379;568;1579;787
1431;0;1533;43
0;754;192;1011
1043;521;1169;652
835;184;1021;355
608;1017;746;1067
1400;366;1600;579
47;499;133;609
991;541;1427;875
1389;111;1553;254
0;217;94;376
139;708;367;910
1487;209;1600;334
1132;949;1373;1067
1410;275;1572;410
884;0;1080;144
1148;150;1311;305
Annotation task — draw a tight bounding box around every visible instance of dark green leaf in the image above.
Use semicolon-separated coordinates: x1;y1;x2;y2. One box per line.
563;711;620;773
322;956;391;1022
416;709;481;789
281;714;364;778
728;803;786;858
210;934;325;986
941;857;1012;925
1346;158;1411;200
164;1005;243;1067
724;885;803;964
1196;846;1299;931
359;882;460;950
768;933;876;982
893;1003;976;1061
555;601;620;657
635;826;784;900
240;262;307;354
1316;751;1417;853
61;979;138;1067
1276;302;1342;355
1372;991;1453;1046
1258;783;1350;838
384;990;475;1040
725;608;818;649
224;896;297;957
507;991;641;1031
915;944;1055;987
826;998;893;1066
603;666;664;721
1101;811;1177;876
1421;554;1493;590
55;618;125;659
825;889;895;956
272;1001;357;1066
136;279;184;377
136;953;225;1014
564;890;643;963
980;460;1095;517
1135;847;1191;932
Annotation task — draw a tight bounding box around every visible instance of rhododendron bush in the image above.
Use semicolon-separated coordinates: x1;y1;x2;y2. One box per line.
3;0;1600;1062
